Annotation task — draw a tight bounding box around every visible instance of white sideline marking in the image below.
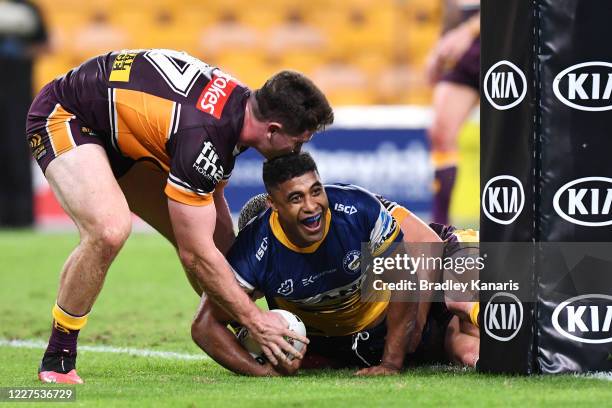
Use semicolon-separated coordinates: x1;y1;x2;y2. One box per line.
577;372;612;382
0;338;209;361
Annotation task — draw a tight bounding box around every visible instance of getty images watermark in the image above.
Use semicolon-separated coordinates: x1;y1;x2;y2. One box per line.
0;387;76;402
371;251;518;291
361;242;612;303
361;242;526;303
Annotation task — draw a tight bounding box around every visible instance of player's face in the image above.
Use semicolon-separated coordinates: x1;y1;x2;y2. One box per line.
269;171;329;247
262;127;314;159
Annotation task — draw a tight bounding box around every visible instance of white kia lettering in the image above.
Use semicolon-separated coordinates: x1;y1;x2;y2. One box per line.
552;294;612;344
484;292;524;342
553;61;612;111
484;60;527;110
482;175;525;225
553;177;612;227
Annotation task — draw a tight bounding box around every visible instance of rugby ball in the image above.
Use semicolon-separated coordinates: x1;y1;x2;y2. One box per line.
236;309;306;364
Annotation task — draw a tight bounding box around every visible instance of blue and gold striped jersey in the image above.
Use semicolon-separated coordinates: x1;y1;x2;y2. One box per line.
227;184;404;337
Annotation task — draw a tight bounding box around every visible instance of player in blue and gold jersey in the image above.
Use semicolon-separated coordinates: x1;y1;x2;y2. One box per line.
191;152;449;376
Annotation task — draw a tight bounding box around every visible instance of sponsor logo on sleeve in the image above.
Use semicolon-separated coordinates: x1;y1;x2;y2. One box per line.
109;51;138;82
193;141;224;183
482;175;525;225
369;211;398;256
483;60;527;110
484;292;524;342
553;61;612;111
552;294;612;344
553;177;612;226
196;72;238;119
28;133;46;159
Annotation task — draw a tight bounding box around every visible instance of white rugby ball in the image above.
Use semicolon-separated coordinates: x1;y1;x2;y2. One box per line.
236;309;306;364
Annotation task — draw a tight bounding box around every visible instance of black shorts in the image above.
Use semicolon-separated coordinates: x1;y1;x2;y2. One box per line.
26;81;133;177
307;303;454;368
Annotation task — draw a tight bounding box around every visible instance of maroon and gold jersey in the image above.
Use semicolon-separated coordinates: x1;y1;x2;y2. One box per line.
29;49;250;206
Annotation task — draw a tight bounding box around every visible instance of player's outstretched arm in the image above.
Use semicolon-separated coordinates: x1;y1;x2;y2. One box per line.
192;295;305;376
192;295;275;376
168;199;308;365
356;299;419;376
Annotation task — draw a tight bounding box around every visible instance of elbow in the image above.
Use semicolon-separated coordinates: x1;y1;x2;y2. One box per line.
191;308;214;350
178;247;198;271
191;317;207;350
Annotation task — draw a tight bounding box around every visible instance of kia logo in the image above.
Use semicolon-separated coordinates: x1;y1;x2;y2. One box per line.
484;292;524;342
552;294;612;344
482;175;525;225
484;60;527;110
553;177;612;227
553;61;612;111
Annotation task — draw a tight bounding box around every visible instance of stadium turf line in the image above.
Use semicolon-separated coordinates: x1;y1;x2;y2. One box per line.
1;231;610;407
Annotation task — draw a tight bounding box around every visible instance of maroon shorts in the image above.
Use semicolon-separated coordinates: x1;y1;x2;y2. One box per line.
440;36;480;91
26;81;133;177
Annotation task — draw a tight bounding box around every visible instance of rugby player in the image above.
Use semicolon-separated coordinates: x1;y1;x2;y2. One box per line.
238;193;480;368
191;152;479;376
426;0;480;224
27;49;333;383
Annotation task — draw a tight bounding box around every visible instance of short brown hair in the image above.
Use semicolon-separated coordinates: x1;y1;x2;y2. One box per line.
253;71;334;136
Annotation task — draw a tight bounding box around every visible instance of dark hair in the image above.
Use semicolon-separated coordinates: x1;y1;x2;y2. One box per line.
253;71;334;136
238;193;270;231
262;152;318;191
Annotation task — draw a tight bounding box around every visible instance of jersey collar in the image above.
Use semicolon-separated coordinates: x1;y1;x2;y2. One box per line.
269;209;331;253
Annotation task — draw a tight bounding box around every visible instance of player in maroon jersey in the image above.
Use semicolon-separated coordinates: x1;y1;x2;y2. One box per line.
426;1;480;224
26;49;333;383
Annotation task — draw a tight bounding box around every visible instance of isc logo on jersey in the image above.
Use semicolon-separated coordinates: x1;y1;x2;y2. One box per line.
484;292;523;342
197;72;238;119
483;60;527;110
552;294;612;344
255;237;268;261
193;141;224;182
482;175;525;225
334;203;357;215
553;62;612;111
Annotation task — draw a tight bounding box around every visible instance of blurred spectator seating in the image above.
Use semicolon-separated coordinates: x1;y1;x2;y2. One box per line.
34;0;443;106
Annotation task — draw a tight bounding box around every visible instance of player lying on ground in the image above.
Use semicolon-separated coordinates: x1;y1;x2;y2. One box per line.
191;152;479;375
27;48;333;383
237;193;481;368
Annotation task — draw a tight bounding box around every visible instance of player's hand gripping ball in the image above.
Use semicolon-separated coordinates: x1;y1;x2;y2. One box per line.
237;309;307;364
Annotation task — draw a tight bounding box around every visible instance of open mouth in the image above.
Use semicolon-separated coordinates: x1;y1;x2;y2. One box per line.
300;213;322;232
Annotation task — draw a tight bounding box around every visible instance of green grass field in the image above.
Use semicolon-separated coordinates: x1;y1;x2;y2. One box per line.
1;231;610;407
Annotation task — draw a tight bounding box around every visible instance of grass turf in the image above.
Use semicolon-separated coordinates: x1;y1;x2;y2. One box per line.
0;231;610;407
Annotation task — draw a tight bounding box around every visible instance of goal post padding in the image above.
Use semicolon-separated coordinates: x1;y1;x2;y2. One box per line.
480;0;612;374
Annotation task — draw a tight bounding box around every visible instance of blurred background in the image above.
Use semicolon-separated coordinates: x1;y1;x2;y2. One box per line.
7;0;480;230
35;0;442;105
